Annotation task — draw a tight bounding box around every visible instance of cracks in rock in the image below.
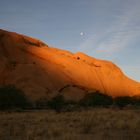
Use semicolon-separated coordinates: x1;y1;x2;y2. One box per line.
58;84;88;93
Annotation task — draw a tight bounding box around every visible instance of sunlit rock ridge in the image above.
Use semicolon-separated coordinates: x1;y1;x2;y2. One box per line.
0;29;140;101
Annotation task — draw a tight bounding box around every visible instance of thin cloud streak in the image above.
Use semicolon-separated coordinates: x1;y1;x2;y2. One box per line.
78;1;140;56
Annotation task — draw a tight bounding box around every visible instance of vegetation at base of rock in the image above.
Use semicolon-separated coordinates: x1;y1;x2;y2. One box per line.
47;95;66;112
132;96;140;106
114;96;140;107
114;96;133;107
0;85;140;111
79;91;113;107
0;85;30;110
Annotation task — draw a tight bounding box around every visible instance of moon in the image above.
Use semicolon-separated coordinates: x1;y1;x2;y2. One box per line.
80;32;84;36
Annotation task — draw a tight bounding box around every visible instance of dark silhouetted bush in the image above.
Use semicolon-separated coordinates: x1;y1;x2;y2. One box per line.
130;96;140;106
79;91;113;107
114;96;133;107
48;95;66;112
0;85;30;110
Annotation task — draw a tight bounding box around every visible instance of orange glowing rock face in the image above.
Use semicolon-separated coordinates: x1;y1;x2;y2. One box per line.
0;29;140;101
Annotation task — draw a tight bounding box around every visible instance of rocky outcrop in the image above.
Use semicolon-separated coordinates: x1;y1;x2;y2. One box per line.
0;29;140;101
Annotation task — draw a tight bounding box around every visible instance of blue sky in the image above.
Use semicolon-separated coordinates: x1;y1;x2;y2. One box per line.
0;0;140;82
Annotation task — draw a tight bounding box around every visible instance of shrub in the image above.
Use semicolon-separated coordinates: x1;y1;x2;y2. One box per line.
130;96;140;106
79;91;113;107
0;85;30;110
114;96;133;108
48;95;65;112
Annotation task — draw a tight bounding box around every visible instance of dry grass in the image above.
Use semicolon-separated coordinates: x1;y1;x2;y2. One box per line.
0;108;140;140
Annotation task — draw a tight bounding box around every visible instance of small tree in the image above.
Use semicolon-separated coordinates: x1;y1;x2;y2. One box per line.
48;95;65;112
0;85;30;110
79;91;113;107
114;96;133;108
